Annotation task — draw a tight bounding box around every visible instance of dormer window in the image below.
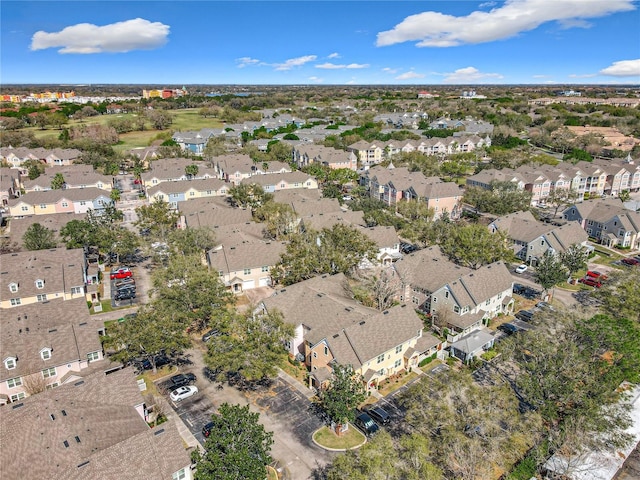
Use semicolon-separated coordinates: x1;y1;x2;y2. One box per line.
9;282;18;293
4;357;17;370
40;348;52;361
35;279;45;289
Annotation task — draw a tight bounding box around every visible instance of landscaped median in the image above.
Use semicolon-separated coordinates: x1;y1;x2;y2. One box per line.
312;424;367;451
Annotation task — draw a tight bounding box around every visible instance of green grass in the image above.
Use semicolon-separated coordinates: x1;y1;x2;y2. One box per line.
313;425;366;450
27;108;224;152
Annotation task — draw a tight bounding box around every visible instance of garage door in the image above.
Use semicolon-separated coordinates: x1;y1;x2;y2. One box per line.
259;277;271;287
242;279;255;290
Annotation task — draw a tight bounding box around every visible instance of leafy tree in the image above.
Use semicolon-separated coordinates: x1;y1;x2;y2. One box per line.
320;364;367;429
253;201;298;240
228;183;272;211
105;306;191;372
440;223;514;269
26;160;45;180
23;223;57;250
152;254;235;332
110;228;140;264
168;227;217;256
560;243;588;278
194;403;273;480
110;188;121;203
204;309;294;382
533;250;567;297
563;148;593;163
464;181;533;215
593;269;640;322
135;199;179;241
185;164;199;178
545;187;579;218
619;189;631;202
50;173;65;190
60;219;95;248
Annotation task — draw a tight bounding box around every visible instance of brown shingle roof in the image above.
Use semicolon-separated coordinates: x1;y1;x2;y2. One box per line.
394;246;471;293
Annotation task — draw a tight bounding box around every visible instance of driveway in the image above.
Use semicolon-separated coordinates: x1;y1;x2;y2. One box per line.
163;347;337;480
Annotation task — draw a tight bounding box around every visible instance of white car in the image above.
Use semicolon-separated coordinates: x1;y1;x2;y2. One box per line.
170;385;198;402
515;264;528;274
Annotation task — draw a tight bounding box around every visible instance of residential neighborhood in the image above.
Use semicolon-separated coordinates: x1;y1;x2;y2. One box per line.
1;83;639;480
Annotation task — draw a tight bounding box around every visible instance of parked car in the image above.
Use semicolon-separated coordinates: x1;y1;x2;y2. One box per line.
535;301;555;312
114;277;136;288
139;354;171;371
116;283;136;293
498;322;522;335
586;270;607;280
168;373;196;389
203;367;222;382
202;422;215;438
515;309;536;322
353;412;379;436
621;257;640;266
110;267;132;280
169;385;198;402
579;277;602;288
365;406;391;426
202;329;221;343
514;264;528;274
114;289;136;301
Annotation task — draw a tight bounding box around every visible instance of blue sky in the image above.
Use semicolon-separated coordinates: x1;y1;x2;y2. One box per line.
2;0;639;85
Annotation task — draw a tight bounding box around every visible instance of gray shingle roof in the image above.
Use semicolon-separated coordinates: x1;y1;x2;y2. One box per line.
394;246;472;293
7;187;110;207
450;328;495;354
207;241;285;273
7;213;86;248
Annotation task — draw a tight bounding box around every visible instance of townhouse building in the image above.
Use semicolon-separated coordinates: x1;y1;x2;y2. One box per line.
239;171;318;193
147;178;228;207
355;225;402;267
7;213;86;249
564;198;640;249
140;158;217;190
489;211;589;265
394;247;514;337
0;147;82;168
207;240;285;293
177;196;253;230
291;144;358;170
0;248;90;309
7;188;112;217
22;166;114;193
0;167;20;206
0;367;192;480
213;154;291;185
346;140;385;168
0;298;103;404
171;128;217;155
259;273;442;392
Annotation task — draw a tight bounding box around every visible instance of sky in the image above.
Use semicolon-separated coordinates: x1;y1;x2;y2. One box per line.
1;0;640;85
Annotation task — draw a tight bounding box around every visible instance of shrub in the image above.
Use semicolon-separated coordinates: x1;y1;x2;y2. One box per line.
419;353;437;367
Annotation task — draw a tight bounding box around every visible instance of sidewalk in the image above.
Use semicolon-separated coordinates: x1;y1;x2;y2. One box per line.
277;368;315;400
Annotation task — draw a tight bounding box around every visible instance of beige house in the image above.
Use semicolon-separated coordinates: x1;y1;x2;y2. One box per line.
240;171;319;193
0;248;90;309
0;298;104;404
214;154;291;185
141;158;217;190
177;196;253;229
259;273;442;392
0;367;192;480
22;166;114;193
347;140;385;167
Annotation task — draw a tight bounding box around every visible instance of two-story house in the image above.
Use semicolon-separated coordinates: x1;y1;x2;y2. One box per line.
239;171;319;193
177;196;254;230
0;367;192;479
141;158;217;190
147;178;228;207
7;188;112;218
214;154;291;185
0;248;89;309
0;297;103;404
347;140;385;168
22;166;114;193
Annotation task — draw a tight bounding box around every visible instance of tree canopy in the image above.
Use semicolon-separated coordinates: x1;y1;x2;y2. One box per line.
22;223;57;250
320;364;367;426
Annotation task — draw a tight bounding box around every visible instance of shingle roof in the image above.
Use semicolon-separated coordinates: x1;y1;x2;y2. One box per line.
147;177;226;196
7;187;110;207
450;328;495;354
207;241;285;273
0;248;86;301
0;368;189;480
394;246;472;293
301;210;366;231
356;225;399;248
446;262;513;310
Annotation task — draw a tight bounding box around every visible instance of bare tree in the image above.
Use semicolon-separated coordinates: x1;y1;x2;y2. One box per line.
22;373;50;395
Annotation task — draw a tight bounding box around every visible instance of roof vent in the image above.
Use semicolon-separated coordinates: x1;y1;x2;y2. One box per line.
153;428;165;436
63;440;69;448
333;334;340;338
50;414;56;421
77;461;90;468
359;321;366;325
12;402;24;409
62;410;67;416
74;380;85;387
75;436;81;443
383;310;389;315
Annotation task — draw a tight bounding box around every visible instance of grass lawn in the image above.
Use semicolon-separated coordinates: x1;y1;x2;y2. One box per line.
280;360;309;384
313;425;366;450
28;108;224;152
137;365;178;397
266;466;278;480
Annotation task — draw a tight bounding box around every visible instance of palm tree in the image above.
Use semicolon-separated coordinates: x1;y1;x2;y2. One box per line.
110;189;121;203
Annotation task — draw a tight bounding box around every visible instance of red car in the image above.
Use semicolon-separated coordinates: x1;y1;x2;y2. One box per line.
586;270;607;280
110;267;133;280
579;277;602;288
621;257;640;266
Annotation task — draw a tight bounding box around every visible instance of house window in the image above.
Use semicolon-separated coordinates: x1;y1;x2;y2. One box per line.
87;351;100;362
377;368;385;376
394;359;402;369
445;291;449;298
395;345;402;354
42;367;56;378
37;294;47;302
46;383;59;390
206;190;212;195
218;271;224;277
261;266;269;272
244;268;251;275
41;348;52;360
10;298;21;306
433;297;437;303
7;377;22;388
412;296;419;305
39;204;46;209
172;468;187;480
5;357;17;369
80;201;86;206
10;392;25;403
324;346;328;356
376;354;384;364
35;279;44;289
61;202;68;207
21;206;29;211
313;352;317;359
71;286;84;295
454;305;460;313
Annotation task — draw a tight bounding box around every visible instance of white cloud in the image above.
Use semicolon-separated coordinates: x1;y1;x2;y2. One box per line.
272;55;317;71
599;59;640;77
327;52;340;59
30;18;169;54
308;76;324;83
236;57;260;68
532;74;549;78
315;62;369;70
395;71;425;80
568;73;598;78
382;67;399;74
479;1;497;8
442;66;503;83
376;0;634;47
